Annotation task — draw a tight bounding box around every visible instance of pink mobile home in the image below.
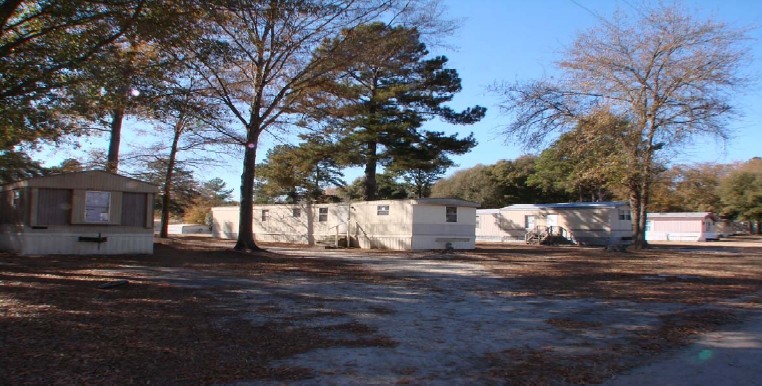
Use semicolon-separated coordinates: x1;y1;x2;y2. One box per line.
645;212;718;242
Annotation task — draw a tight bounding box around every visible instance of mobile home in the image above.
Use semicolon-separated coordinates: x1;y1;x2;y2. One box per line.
0;171;157;255
645;212;719;242
476;201;633;246
212;198;480;250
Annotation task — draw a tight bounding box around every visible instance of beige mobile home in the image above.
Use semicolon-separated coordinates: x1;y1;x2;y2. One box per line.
0;171;157;255
476;201;633;246
212;198;480;250
645;212;718;242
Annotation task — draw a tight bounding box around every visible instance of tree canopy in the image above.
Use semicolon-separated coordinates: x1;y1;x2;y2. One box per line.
299;22;483;200
719;158;762;230
490;2;754;248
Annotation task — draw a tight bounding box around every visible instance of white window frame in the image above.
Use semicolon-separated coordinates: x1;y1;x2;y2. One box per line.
292;208;301;218
84;191;111;223
318;207;328;222
261;209;269;221
645;220;652;232
476;215;480;228
618;209;632;221
377;205;390;216
446;206;457;223
525;215;537;230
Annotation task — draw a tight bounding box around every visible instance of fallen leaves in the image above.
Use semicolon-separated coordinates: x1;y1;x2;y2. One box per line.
1;240;760;384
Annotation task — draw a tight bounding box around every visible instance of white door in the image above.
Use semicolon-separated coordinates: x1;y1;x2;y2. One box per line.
546;214;558;227
336;204;349;233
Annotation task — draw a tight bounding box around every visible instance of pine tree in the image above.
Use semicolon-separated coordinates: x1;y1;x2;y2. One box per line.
301;22;483;200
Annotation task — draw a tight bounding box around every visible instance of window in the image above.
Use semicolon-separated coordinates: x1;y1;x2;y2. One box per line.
446;206;457;222
377;205;389;216
318;207;328;222
705;221;711;231
11;190;21;209
618;209;631;221
525;215;536;230
261;209;269;221
645;220;652;232
292;208;301;218
84;191;110;223
476;215;480;228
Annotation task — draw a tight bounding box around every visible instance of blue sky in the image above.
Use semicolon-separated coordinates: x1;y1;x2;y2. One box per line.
40;0;761;197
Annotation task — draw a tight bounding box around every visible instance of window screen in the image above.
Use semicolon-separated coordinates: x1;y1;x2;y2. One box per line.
84;191;111;223
377;205;389;216
292;208;301;218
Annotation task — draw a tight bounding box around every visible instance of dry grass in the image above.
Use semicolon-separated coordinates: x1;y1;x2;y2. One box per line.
1;236;761;384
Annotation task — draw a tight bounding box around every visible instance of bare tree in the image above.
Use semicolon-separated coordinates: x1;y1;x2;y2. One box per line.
183;0;454;251
490;2;755;248
144;73;232;238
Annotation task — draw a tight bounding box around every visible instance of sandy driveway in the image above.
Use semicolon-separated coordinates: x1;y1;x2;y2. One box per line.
95;242;761;384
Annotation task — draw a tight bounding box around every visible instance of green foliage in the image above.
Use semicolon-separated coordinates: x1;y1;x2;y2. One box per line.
431;157;573;208
0;152;90;184
182;177;235;224
339;174;410;201
492;2;753;248
528;126;623;202
0;0;148;151
135;160;200;219
255;140;344;203
649;163;729;213
302;22;483;200
719;158;762;221
431;164;501;207
0;151;46;184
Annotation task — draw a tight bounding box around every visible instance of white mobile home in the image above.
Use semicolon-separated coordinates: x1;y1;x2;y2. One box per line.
153;221;212;235
0;171;157;255
476;201;633;246
212;198;480;250
645;212;719;242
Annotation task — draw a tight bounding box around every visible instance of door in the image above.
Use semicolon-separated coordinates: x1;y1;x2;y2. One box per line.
546;214;559;236
336;204;349;234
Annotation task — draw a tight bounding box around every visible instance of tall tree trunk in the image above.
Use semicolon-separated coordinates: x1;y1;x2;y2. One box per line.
363;140;378;201
630;147;654;249
629;184;645;248
159;120;183;238
106;107;125;172
235;130;261;251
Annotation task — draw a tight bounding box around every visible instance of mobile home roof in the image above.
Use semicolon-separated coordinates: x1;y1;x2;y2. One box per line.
500;201;629;210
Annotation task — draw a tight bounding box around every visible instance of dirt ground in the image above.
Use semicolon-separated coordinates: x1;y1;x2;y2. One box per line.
1;236;761;384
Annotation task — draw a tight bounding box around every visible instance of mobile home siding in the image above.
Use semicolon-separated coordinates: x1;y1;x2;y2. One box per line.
212;199;478;250
476;202;632;246
645;213;717;241
0;171;157;255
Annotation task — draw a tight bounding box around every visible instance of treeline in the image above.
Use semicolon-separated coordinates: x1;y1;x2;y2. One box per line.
0;1;756;248
429;156;762;225
1;0;479;249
